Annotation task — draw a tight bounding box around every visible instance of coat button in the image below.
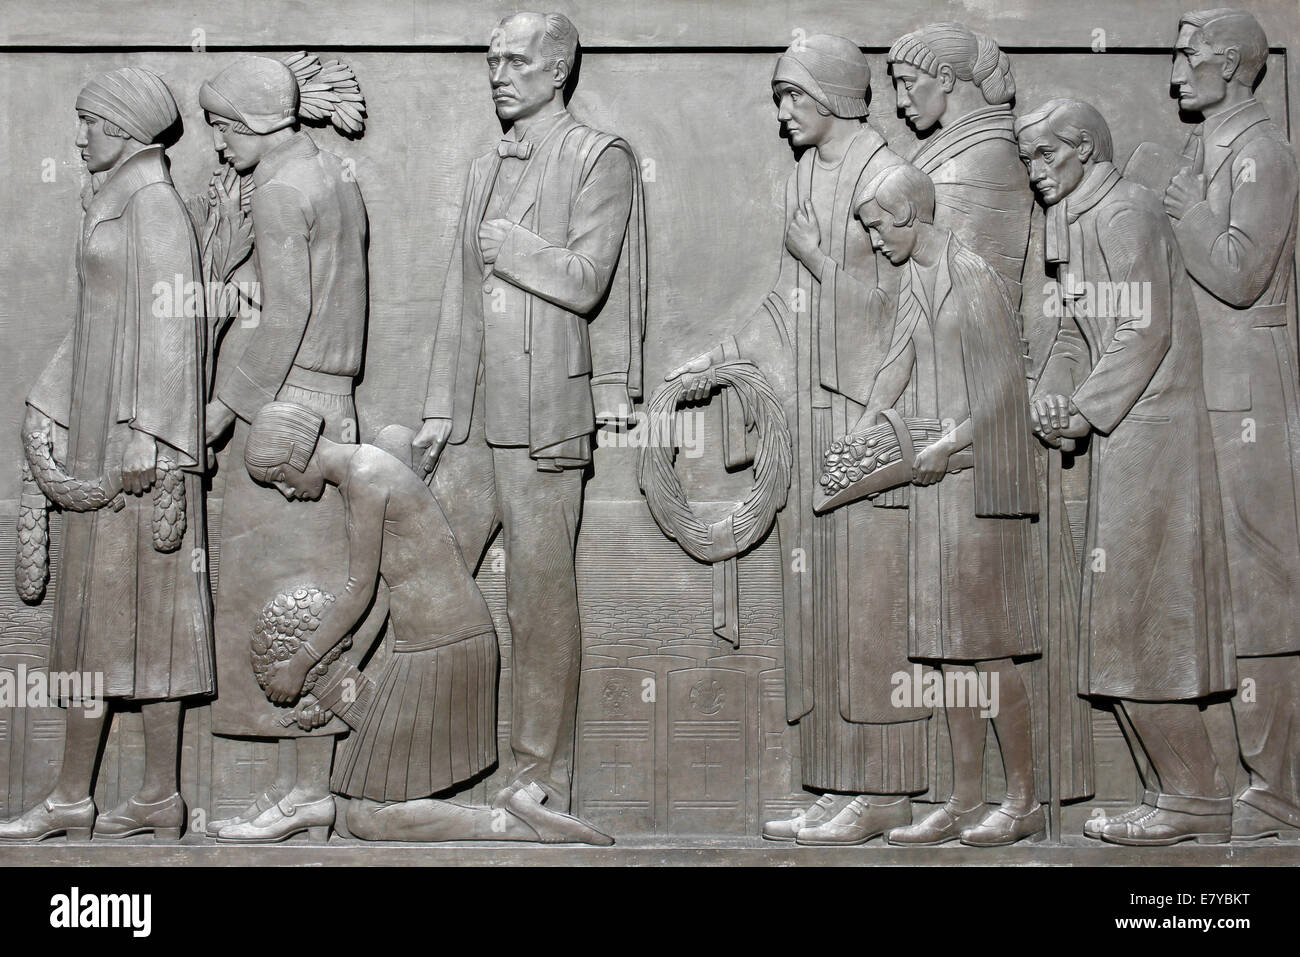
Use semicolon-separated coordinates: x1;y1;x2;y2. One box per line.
483;281;493;293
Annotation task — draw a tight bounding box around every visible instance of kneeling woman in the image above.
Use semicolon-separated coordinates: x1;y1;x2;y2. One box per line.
242;401;611;845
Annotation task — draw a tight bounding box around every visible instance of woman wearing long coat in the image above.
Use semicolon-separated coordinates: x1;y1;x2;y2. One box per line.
0;68;211;843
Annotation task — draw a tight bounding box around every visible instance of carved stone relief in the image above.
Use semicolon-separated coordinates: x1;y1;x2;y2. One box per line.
0;1;1297;862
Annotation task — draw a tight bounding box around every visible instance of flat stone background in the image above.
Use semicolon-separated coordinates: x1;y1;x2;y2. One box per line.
0;0;1297;862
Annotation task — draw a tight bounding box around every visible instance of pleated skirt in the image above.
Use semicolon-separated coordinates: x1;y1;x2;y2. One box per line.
331;631;498;802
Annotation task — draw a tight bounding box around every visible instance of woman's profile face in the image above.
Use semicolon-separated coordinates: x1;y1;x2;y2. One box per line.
75;111;129;174
892;64;947;132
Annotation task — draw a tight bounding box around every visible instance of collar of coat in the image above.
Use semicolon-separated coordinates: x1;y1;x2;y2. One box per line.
1044;161;1121;266
1199;97;1270;181
81;144;172;232
904;228;954;321
252;129;318;188
910;103;1016;174
502;107;571;145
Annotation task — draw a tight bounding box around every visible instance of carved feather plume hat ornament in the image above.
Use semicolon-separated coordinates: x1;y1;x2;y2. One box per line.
200;53;367;136
75;67;178;143
771;33;871;118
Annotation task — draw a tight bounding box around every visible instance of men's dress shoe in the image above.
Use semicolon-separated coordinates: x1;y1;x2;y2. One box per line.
95;792;185;841
0;797;95;843
1100;793;1231;846
762;793;843;842
215;795;334;844
888;800;986;846
1230;800;1299;841
960;803;1046;847
1231;788;1300;841
1083;790;1157;840
206;785;287;834
796;796;912;846
505;782;615;846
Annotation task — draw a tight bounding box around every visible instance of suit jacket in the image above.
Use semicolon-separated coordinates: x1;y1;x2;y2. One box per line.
424;110;646;465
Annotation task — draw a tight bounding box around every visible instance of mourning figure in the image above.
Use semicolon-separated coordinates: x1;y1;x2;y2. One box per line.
1163;7;1300;841
240;404;612;844
667;35;930;846
411;12;644;842
199;55;371;842
850;164;1044;847
1020;98;1237;845
0;69;211;843
887;22;1032;303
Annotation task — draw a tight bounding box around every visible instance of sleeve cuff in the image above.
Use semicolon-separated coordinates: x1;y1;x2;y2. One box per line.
1069;389;1117;436
493;224;549;284
1172;200;1218;247
593;381;633;425
217;369;275;423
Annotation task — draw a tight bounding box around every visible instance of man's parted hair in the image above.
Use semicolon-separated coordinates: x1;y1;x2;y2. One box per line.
496;11;579;71
856;163;936;226
1014;97;1114;164
1180;8;1268;88
245;401;325;483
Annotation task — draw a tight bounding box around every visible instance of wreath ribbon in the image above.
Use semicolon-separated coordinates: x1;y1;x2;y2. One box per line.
638;360;791;646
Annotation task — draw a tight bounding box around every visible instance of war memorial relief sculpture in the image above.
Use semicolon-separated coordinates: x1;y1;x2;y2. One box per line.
0;1;1297;864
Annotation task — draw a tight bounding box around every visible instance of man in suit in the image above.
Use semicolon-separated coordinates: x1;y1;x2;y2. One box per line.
412;11;645;839
1163;7;1300;841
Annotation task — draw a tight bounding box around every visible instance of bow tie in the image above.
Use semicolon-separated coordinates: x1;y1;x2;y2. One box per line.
498;138;532;160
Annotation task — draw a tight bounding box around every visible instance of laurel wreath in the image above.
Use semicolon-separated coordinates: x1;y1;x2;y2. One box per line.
15;426;188;603
637;359;791;562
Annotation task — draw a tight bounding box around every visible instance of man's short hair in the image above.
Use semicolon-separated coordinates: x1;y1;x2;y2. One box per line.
542;12;580;70
856;163;936;226
1014;97;1114;164
245;401;324;483
496;11;579;71
1180;8;1269;88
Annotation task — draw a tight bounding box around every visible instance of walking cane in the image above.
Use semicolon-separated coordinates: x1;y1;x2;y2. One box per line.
1046;436;1074;843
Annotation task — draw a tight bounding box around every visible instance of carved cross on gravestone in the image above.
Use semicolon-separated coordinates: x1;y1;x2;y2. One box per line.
691;742;723;798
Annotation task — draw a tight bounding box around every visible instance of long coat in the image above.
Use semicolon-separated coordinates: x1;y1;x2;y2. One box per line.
721;125;929;788
27;146;213;700
870;233;1039;662
1036;163;1235;701
1170;98;1300;657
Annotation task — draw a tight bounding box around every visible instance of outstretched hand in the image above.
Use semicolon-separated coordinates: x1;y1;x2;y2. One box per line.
665;352;718;403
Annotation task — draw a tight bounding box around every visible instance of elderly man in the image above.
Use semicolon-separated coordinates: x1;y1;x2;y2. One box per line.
1162;8;1300;841
411;12;646;836
1020;98;1236;845
667;35;928;846
199;55;371;842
